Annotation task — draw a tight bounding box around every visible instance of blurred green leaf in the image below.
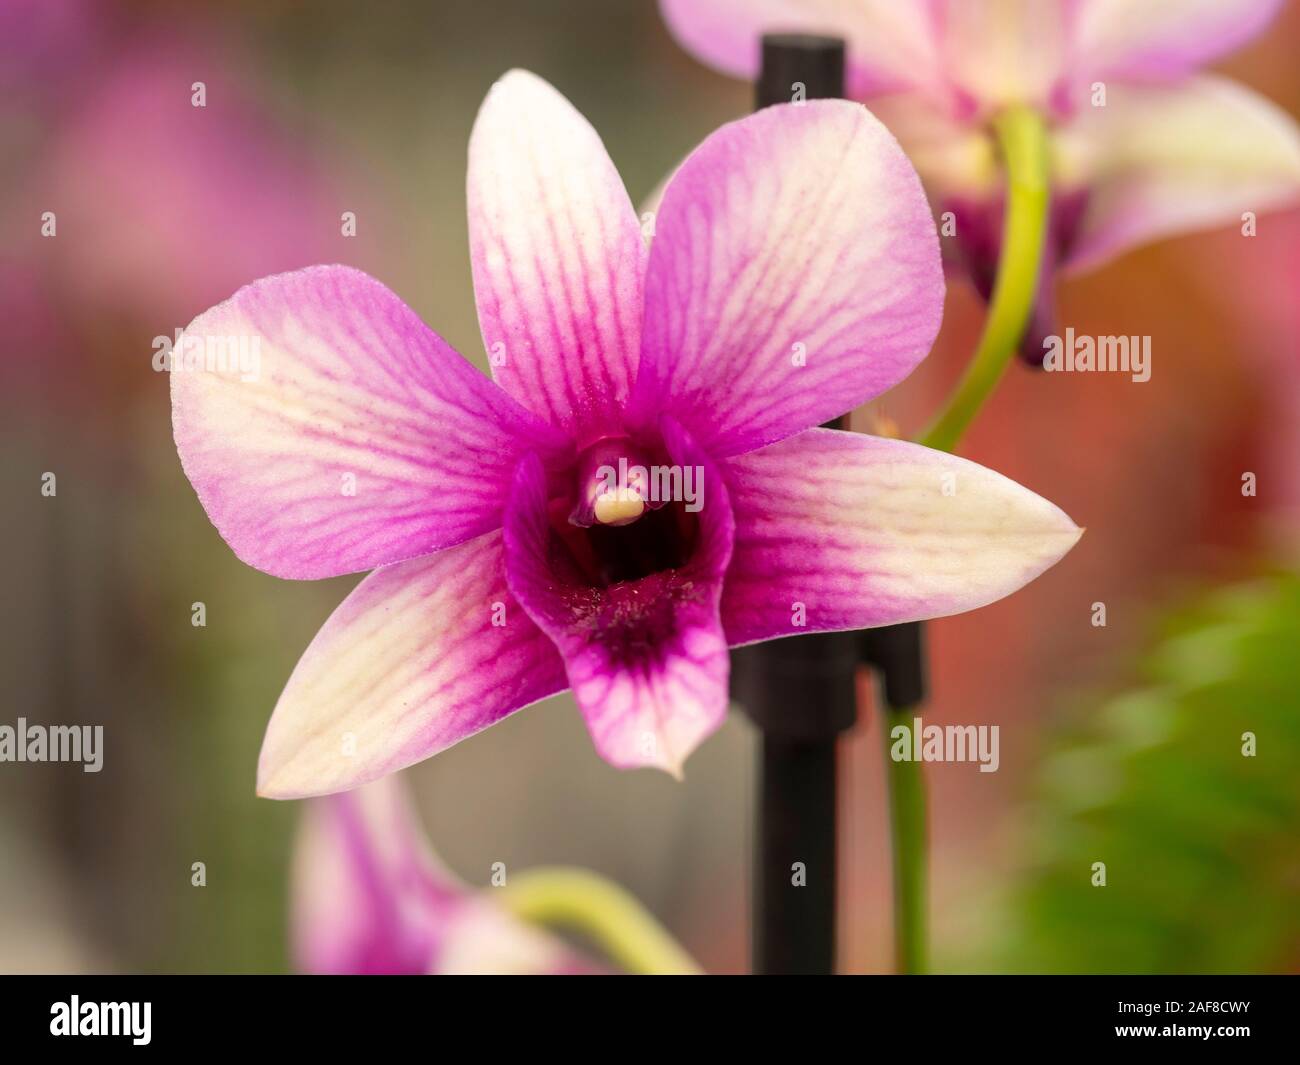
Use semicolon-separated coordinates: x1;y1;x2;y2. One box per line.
1001;570;1300;973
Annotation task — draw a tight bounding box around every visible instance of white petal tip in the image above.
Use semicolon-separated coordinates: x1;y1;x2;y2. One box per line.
256;749;329;801
486;68;550;100
256;768;299;801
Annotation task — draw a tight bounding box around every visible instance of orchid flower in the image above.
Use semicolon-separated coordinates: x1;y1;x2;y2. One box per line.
292;775;600;974
172;70;1081;797
659;0;1300;360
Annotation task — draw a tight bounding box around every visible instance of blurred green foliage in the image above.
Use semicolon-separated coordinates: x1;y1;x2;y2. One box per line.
1002;570;1300;973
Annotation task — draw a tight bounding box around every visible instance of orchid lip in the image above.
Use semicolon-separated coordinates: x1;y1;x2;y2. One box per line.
502;423;735;777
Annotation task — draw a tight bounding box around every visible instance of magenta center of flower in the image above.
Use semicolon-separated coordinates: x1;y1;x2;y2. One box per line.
552;435;701;588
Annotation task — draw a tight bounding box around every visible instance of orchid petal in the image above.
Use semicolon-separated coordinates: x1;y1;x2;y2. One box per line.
632;100;943;458
866;91;1000;204
719;429;1081;644
938;0;1071;113
294;777;592;974
1055;75;1300;273
467;69;646;439
258;531;568;799
291;776;459;974
172;265;565;580
1073;0;1284;81
503;421;734;776
657;0;941;99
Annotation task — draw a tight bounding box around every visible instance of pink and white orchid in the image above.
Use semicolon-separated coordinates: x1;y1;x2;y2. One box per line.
172;70;1080;797
292;775;599;974
660;0;1300;358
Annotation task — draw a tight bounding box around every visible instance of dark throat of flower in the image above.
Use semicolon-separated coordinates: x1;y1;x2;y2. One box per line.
548;493;699;589
550;434;702;588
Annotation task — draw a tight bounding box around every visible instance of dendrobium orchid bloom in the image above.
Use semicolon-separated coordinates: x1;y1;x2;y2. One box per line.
172;70;1081;797
660;0;1300;359
292;775;599;974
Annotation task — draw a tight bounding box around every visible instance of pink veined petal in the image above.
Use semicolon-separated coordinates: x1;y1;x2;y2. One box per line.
291;776;461;975
719;429;1082;644
1072;0;1284;82
657;0;943;99
467;69;646;440
172;265;567;580
257;530;568;799
630;100;944;459
1054;75;1300;273
503;420;735;777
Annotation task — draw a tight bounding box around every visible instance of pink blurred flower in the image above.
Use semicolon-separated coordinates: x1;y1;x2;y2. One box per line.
292;776;599;974
34;35;356;326
660;0;1300;359
0;0;103;105
5;10;377;415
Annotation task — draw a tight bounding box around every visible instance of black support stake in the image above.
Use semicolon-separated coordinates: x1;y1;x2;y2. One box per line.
755;33;845;109
858;621;928;712
736;33;849;977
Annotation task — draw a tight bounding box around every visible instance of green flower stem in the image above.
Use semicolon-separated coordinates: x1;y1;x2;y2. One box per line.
919;105;1051;454
885;107;1049;975
881;705;927;974
498;866;704;975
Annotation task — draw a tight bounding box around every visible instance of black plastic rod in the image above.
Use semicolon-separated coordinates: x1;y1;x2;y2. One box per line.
738;32;850;976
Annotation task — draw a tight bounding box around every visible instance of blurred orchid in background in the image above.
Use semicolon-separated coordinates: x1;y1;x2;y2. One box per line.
659;0;1300;362
0;0;101;110
30;33;361;329
292;775;603;974
172;69;1080;799
2;11;369;407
